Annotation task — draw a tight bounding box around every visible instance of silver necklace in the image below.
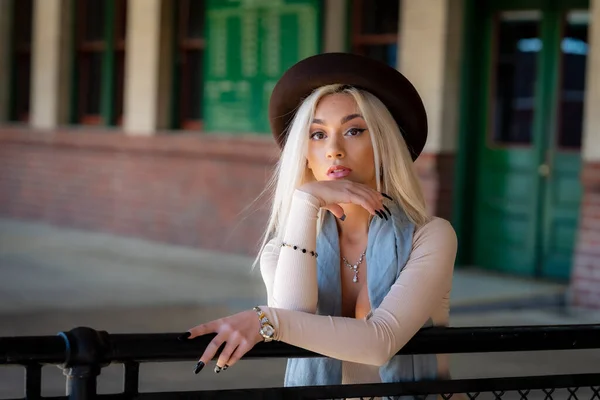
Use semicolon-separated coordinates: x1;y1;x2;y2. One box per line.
342;249;366;283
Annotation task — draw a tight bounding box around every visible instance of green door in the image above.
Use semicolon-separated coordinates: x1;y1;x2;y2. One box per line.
472;0;589;280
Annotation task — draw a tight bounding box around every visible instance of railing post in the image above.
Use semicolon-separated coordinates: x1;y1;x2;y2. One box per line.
63;365;100;399
57;327;110;400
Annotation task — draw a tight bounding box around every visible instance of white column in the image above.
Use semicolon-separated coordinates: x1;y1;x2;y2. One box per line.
322;0;348;53
30;0;72;129
582;0;600;161
123;0;173;134
398;0;464;154
0;0;14;122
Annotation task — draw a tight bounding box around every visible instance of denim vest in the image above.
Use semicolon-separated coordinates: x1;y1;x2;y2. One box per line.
284;200;438;399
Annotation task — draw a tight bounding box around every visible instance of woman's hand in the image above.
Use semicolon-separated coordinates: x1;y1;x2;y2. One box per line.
297;181;392;220
181;310;263;374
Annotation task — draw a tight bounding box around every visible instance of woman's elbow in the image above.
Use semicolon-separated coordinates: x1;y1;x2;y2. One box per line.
370;349;395;367
358;341;395;366
356;350;392;367
363;321;399;366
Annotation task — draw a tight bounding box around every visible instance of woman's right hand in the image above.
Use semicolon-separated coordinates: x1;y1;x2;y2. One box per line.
297;181;392;220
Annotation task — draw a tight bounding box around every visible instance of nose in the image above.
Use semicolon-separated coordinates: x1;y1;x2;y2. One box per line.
326;137;345;160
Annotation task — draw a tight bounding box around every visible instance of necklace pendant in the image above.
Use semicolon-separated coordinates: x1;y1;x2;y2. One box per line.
342;249;366;284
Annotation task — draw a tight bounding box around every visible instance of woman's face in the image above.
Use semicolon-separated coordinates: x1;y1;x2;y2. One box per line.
306;93;376;188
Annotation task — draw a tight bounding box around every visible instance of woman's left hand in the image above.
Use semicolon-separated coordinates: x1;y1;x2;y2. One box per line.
182;310;263;374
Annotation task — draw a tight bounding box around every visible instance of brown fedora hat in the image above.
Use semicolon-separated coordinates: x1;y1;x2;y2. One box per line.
268;52;428;161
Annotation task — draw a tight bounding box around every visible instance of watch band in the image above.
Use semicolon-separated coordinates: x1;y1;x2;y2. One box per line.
253;306;275;342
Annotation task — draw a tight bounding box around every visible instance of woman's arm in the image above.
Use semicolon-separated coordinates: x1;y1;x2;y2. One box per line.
259;189;321;312
262;218;457;367
260;182;387;313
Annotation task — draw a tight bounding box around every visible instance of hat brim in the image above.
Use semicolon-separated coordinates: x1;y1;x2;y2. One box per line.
268;53;427;161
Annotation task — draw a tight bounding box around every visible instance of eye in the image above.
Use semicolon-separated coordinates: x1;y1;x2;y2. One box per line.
310;131;326;140
346;128;366;137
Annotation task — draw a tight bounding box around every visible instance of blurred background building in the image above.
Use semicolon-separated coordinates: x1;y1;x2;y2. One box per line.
0;0;598;308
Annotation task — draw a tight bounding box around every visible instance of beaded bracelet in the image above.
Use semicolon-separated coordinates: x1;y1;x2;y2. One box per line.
281;242;318;258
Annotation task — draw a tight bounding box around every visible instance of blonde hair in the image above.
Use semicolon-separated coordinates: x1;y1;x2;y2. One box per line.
253;84;429;267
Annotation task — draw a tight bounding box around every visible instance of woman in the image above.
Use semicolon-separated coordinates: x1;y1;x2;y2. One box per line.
180;53;458;395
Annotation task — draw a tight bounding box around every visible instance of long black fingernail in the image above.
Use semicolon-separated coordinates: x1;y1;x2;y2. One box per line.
382;193;394;201
214;365;222;373
375;210;384;219
340;214;346;221
379;209;389;221
383;205;391;217
178;332;191;341
194;361;205;374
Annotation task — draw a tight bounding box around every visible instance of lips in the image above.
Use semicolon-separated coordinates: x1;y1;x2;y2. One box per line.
327;165;352;179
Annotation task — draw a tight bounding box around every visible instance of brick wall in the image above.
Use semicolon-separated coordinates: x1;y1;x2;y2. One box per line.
0;128;453;256
414;153;455;221
570;162;600;308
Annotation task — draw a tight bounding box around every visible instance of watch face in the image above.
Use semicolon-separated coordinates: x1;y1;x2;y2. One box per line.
261;324;275;337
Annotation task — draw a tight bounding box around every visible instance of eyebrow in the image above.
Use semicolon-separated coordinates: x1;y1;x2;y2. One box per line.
312;113;363;125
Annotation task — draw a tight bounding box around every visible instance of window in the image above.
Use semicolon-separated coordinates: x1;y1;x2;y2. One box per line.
350;0;399;67
491;11;541;145
10;0;33;122
173;0;206;130
73;0;127;126
556;10;589;149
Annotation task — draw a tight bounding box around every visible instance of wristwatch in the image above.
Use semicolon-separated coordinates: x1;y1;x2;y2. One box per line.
253;306;275;342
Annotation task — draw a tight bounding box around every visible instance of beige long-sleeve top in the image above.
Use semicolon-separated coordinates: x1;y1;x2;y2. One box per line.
259;190;457;382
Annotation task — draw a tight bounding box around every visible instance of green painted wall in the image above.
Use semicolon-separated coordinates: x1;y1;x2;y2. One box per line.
203;0;321;133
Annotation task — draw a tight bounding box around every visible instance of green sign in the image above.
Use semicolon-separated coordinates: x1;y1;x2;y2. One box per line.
203;0;321;133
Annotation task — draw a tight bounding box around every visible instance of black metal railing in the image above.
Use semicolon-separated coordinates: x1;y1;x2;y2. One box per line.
1;324;600;399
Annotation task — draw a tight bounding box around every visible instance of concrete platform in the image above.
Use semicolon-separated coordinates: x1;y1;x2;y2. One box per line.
0;218;568;316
